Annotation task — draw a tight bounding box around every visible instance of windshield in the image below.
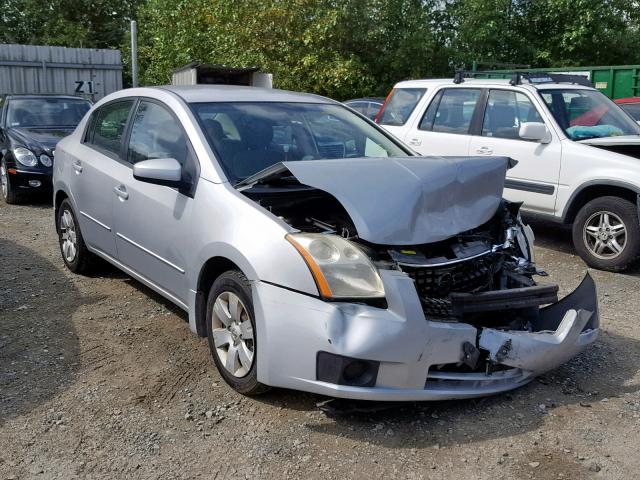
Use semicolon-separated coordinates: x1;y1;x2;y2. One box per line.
191;102;409;183
377;88;426;126
6;98;91;128
540;89;640;140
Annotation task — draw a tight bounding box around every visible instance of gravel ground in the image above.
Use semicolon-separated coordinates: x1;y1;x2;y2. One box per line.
1;198;639;480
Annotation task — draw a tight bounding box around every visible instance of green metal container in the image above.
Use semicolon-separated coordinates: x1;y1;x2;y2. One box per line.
470;64;640;100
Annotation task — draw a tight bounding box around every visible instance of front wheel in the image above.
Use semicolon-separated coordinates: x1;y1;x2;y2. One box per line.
572;196;640;271
206;270;269;396
1;161;19;204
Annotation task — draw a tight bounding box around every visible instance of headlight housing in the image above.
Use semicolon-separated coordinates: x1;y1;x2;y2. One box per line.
13;147;38;167
39;154;53;167
286;233;385;299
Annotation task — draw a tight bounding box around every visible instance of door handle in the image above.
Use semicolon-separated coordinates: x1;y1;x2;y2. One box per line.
476;146;493;155
407;138;422;146
72;161;83;173
113;185;129;200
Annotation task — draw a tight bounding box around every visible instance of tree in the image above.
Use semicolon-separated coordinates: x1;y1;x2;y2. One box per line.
0;0;137;49
136;0;444;98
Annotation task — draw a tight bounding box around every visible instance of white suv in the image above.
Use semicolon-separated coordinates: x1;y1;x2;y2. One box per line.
378;75;640;271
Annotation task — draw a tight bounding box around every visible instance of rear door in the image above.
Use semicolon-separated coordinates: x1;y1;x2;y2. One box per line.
403;87;483;157
72;99;135;258
111;99;199;304
468;89;561;214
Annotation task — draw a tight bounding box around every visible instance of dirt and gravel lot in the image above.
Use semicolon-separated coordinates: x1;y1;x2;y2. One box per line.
1;197;639;480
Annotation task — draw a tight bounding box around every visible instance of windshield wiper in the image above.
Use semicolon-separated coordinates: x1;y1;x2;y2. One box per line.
234;162;290;189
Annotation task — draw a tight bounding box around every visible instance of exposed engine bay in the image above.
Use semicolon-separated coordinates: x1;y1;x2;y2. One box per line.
239;156;598;386
244;179;556;331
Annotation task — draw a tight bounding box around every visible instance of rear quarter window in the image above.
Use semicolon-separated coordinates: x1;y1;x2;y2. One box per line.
621;103;640;121
377;88;426;126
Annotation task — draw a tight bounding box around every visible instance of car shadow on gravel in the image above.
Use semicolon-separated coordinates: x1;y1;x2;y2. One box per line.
264;330;640;449
524;218;575;255
0;239;84;425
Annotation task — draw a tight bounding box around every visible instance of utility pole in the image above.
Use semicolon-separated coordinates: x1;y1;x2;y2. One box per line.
131;20;138;88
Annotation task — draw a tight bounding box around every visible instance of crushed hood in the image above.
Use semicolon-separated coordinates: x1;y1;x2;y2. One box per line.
280;156;511;245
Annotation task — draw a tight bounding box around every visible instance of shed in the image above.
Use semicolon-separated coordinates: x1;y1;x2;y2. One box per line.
171;63;273;88
0;43;123;100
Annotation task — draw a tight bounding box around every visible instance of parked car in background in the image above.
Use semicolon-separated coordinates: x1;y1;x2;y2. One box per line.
344;97;384;120
0;94;92;204
53;85;598;401
378;75;640;271
615;97;640;123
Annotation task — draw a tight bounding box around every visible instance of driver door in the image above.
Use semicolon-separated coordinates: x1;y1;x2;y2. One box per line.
111;100;199;304
468;89;561;215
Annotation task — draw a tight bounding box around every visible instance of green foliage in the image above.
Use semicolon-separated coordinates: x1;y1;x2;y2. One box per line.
0;0;137;49
136;0;443;98
441;0;640;69
1;0;640;98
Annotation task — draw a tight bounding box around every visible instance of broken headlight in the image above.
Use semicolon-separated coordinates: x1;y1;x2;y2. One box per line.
286;233;385;299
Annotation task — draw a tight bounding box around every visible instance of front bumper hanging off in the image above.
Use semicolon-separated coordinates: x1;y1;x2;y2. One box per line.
253;271;599;401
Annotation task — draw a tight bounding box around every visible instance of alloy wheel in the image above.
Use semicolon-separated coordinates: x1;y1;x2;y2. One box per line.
0;165;8;199
210;291;255;378
59;209;78;263
583;210;627;259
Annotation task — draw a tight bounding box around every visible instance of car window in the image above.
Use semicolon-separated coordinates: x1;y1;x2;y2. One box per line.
621;103;640;121
377;88;426;126
88;100;134;156
191;102;408;183
6;98;91;128
366;102;382;120
482;90;543;140
128;101;189;165
346;102;368;115
421;88;481;134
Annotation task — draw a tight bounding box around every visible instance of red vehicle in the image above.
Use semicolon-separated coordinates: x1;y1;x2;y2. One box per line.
615;97;640;122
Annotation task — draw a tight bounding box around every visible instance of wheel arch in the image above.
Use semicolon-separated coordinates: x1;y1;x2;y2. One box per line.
562;181;640;224
194;256;249;337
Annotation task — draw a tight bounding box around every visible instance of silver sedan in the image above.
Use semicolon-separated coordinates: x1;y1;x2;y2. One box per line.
53;85;599;400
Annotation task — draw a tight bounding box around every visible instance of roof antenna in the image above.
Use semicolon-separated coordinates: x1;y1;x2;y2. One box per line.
509;72;522;86
453;70;465;84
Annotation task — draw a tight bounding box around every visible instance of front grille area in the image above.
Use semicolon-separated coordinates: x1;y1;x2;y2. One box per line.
404;258;492;317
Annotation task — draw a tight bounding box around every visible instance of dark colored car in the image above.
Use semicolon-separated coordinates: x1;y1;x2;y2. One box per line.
0;95;92;204
615;97;640;122
344;97;384;121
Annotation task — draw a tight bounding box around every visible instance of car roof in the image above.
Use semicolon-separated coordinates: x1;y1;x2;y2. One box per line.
157;85;337;104
615;97;640;104
394;78;596;91
345;97;385;103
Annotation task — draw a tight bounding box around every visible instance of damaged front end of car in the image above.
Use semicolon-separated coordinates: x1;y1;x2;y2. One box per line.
241;156;599;400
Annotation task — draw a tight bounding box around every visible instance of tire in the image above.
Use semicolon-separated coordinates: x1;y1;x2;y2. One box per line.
1;160;20;204
572;196;640;271
57;199;94;274
206;270;269;396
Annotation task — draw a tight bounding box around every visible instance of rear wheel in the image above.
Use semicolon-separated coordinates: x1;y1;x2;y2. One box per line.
206;270;269;396
57;199;94;274
1;161;19;204
572;196;640;271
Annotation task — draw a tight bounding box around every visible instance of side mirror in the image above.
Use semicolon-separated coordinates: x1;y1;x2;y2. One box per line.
519;122;552;144
133;158;183;187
